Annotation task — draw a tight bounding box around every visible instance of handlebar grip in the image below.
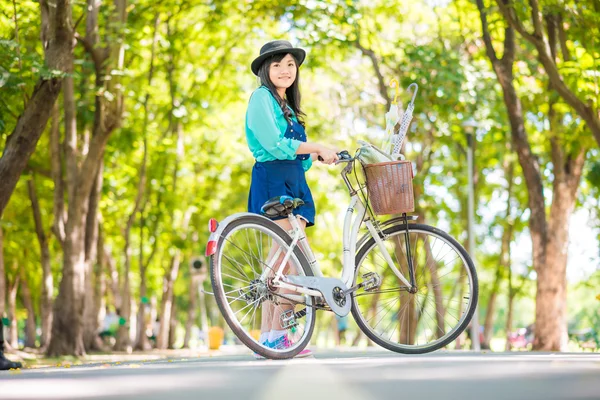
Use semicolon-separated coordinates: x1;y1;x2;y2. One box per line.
318;150;351;162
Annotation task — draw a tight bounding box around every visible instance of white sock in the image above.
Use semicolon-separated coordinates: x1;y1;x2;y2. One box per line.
269;329;287;342
259;332;269;344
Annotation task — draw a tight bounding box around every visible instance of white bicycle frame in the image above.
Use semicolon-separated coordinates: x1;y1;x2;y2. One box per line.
261;159;413;304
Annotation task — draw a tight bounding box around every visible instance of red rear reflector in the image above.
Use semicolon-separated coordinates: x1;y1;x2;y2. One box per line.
206;240;217;256
208;218;218;233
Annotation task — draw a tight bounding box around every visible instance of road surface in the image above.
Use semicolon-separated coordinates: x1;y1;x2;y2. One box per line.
1;349;599;399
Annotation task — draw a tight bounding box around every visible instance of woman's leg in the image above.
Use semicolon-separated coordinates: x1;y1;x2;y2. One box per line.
259;246;277;338
269;216;306;331
259;220;301;338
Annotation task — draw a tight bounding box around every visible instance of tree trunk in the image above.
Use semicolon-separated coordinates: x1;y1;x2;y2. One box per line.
168;301;177;349
133;15;159;352
27;178;54;348
134;211;156;351
0;226;6;319
116;116;147;351
533;135;585;350
47;0;127;357
366;289;381;347
114;280;132;351
7;273;19;349
83;163;103;351
477;0;555;350
157;254;181;349
50;102;66;245
48;212;88;356
482;270;501;350
183;274;198;348
47;44;87;356
95;222;107;343
482;159;514;349
505;265;515;351
19;268;37;348
0;80;62;218
105;247;121;312
423;240;445;339
134;167;165;350
531;17;586;351
453;275;468;350
135;270;151;350
155;20;186;350
79;0;108;353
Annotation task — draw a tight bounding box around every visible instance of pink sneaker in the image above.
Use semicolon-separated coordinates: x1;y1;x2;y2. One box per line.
270;334;313;358
294;348;313;358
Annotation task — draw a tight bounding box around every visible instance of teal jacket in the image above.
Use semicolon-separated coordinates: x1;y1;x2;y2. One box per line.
245;86;312;171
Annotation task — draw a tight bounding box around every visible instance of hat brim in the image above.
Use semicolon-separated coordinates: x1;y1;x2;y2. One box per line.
251;48;306;76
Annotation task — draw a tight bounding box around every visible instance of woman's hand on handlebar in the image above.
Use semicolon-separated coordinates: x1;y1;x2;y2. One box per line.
318;149;352;164
317;146;340;165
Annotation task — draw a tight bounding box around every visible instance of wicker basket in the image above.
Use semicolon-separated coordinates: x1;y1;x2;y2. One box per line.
364;160;414;215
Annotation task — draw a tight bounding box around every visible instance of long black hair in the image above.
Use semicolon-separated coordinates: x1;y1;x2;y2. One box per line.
257;53;306;126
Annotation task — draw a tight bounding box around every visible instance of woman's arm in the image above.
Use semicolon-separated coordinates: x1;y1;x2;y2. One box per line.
247;90;301;160
296;142;323;154
297;142;339;164
247;89;338;164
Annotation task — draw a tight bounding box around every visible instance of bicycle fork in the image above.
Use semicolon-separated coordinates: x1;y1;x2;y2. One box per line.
365;216;417;293
402;214;417;292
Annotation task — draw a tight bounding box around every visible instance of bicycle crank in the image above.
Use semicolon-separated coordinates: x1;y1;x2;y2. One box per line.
342;272;382;296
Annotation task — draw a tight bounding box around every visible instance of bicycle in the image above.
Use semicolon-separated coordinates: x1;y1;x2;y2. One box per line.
205;144;478;359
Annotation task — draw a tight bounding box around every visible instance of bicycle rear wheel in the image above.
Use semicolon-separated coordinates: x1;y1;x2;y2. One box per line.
351;222;478;354
210;214;316;359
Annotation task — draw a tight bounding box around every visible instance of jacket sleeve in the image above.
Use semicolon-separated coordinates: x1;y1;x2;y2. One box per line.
247;89;301;160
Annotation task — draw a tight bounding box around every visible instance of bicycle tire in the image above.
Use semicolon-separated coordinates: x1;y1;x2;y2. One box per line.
210;214;317;359
351;222;478;354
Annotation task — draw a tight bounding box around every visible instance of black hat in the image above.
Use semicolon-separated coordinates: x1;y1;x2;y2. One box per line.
251;40;306;76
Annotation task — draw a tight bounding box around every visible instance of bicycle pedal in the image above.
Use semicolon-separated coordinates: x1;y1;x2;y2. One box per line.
280;309;298;330
362;272;381;292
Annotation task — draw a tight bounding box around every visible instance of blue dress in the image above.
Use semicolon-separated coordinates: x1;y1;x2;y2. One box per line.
247;90;315;227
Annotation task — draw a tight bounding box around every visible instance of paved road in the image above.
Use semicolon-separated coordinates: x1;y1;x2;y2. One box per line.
2;349;599;400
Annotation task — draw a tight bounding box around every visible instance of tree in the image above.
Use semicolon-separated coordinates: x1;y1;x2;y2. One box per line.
47;0;128;356
476;0;587;351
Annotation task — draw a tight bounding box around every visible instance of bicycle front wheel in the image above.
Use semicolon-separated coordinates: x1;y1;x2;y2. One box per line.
351;222;478;354
210;214;316;359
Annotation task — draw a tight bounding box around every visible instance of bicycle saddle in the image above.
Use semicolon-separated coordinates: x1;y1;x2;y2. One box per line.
260;196;304;218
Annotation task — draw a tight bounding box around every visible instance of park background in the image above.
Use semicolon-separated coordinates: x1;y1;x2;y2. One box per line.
0;0;599;361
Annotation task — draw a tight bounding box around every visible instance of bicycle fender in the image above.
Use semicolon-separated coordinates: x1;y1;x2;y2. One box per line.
355;215;419;253
206;212;277;256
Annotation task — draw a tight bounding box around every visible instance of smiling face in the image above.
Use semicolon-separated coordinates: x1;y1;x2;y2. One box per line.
269;53;297;94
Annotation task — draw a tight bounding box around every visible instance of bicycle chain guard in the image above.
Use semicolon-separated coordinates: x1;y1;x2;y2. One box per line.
283;275;351;317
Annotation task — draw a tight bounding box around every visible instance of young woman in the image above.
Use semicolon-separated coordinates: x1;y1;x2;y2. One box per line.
245;40;339;357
